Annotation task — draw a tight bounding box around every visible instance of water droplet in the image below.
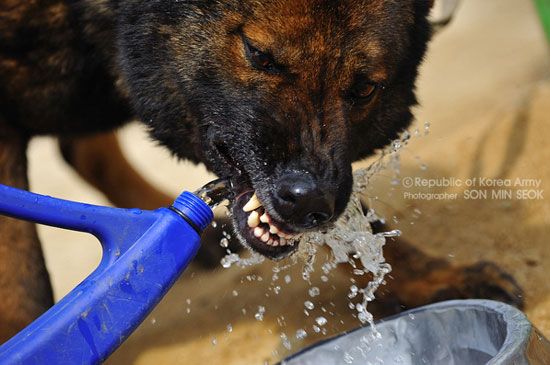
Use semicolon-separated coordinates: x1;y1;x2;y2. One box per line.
150;318;156;325
391;140;402;151
280;333;292;350
211;221;218;228
211;337;217;346
226;324;233;333
232;290;239;296
220;238;229;248
284;275;292;284
380;229;401;238
348;285;359;299
304;301;315;310
254;306;266;321
308;287;320;297
315;316;327;326
295;329;308;340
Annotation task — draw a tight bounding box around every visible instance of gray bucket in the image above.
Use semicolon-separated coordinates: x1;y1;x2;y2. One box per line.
282;300;550;365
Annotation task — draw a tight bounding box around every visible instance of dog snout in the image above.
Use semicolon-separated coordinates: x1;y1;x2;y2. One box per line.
273;171;335;229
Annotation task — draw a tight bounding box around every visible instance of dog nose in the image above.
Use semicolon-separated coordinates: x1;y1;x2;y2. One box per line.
274;173;335;228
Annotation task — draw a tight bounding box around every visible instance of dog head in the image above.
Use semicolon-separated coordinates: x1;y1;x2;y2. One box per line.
117;0;433;259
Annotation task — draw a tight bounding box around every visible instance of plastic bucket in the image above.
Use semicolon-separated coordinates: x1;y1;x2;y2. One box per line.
282;300;550;365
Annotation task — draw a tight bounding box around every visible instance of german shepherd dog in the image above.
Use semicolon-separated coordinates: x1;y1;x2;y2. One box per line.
0;0;522;342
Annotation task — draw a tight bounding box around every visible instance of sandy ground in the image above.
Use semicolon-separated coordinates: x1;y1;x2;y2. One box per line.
25;0;549;363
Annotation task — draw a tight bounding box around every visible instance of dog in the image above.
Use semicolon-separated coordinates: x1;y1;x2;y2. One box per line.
0;0;522;342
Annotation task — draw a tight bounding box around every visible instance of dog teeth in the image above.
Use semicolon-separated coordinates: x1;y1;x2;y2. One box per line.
243;193;262;212
254;227;265;238
247;211;260;228
260;213;270;224
244;201;300;247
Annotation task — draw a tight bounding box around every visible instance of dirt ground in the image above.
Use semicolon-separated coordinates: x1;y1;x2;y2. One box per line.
26;0;548;363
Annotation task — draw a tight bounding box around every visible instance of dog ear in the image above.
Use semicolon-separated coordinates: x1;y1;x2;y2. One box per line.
429;0;460;30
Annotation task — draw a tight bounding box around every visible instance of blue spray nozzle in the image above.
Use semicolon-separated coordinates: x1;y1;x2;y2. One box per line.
172;191;214;232
172;178;233;232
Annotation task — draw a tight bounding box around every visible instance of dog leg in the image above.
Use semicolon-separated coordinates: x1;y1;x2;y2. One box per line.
0;126;54;343
368;220;524;313
59;131;173;210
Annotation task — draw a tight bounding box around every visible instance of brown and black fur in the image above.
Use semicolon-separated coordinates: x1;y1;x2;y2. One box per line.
0;0;522;342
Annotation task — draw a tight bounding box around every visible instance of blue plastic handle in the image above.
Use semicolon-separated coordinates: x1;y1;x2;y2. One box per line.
0;184;213;364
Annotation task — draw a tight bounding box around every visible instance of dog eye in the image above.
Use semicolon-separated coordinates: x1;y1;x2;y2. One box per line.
243;37;279;74
349;82;380;102
347;74;384;104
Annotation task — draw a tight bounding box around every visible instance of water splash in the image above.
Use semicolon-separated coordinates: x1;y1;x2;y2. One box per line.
217;126;429;352
220;251;265;269
295;130;416;328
